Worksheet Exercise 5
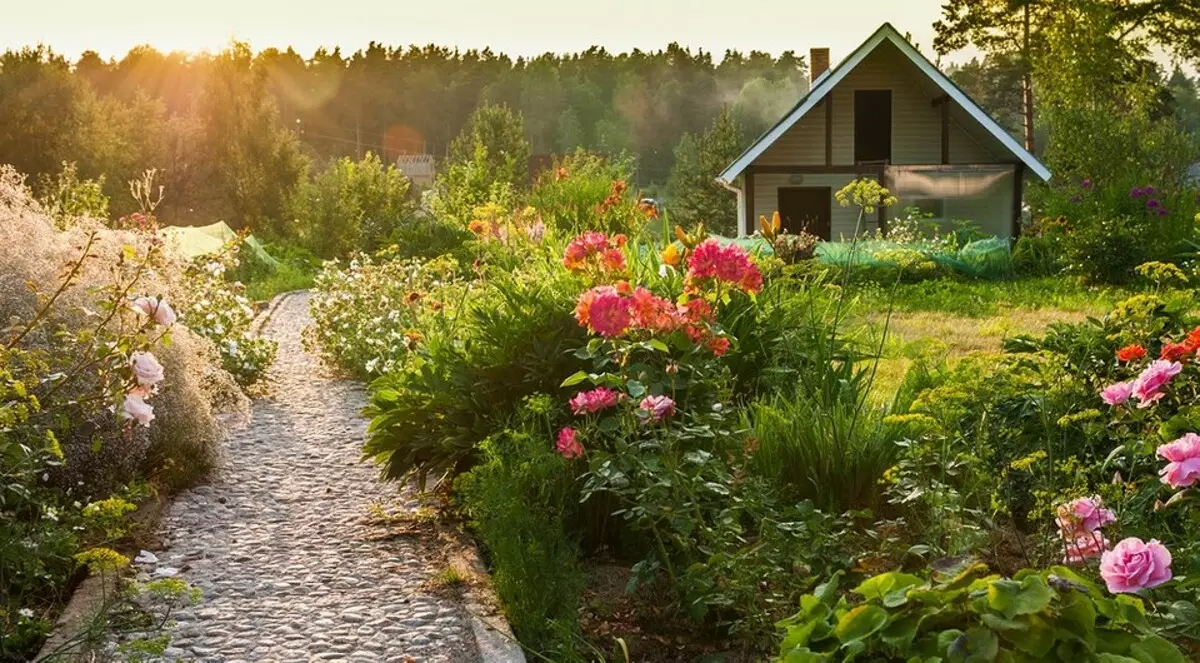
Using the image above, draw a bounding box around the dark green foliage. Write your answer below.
[455,422,583,655]
[363,266,589,484]
[666,107,748,236]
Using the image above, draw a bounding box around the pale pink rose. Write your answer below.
[1100,537,1172,593]
[1131,360,1182,408]
[1157,433,1200,489]
[639,394,676,422]
[131,296,176,327]
[1056,496,1116,536]
[122,393,155,427]
[1100,381,1134,406]
[129,351,165,388]
[1064,532,1110,565]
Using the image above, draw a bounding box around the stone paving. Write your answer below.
[136,293,480,662]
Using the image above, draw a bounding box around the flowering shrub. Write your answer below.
[174,241,277,387]
[305,251,460,378]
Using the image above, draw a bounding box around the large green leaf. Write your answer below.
[853,571,925,605]
[986,575,1054,619]
[1129,635,1187,663]
[835,605,889,644]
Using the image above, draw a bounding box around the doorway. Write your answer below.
[777,187,832,240]
[854,89,892,163]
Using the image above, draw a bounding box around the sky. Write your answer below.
[0,0,972,64]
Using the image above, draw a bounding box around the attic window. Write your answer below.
[854,90,892,163]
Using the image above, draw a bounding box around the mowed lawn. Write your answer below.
[850,277,1135,397]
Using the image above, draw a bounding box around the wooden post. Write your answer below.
[1012,164,1025,238]
[825,97,833,166]
[745,169,755,236]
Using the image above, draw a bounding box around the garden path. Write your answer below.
[137,293,480,662]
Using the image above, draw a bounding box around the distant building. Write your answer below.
[395,154,437,188]
[718,23,1051,240]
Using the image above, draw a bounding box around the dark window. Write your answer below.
[777,187,832,240]
[854,90,892,163]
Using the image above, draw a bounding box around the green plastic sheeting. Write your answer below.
[815,236,1013,279]
[159,222,278,267]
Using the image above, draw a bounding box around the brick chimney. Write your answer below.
[810,48,830,85]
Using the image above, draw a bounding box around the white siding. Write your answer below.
[754,41,1002,167]
[752,173,875,239]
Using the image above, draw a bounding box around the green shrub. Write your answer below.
[529,150,648,236]
[455,416,583,655]
[287,152,418,258]
[776,565,1188,662]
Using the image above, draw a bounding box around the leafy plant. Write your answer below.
[776,564,1187,662]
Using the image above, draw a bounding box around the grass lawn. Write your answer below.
[851,276,1133,398]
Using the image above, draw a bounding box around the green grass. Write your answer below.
[243,263,315,302]
[855,276,1134,318]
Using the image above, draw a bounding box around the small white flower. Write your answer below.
[18,609,34,619]
[712,403,724,412]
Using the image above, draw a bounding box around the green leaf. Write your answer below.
[1129,635,1186,663]
[1114,594,1151,633]
[560,370,589,387]
[626,380,647,398]
[647,339,669,352]
[987,575,1053,619]
[834,605,888,644]
[880,615,919,650]
[814,572,844,606]
[947,627,998,663]
[853,571,925,603]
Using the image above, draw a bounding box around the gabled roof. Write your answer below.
[718,23,1052,183]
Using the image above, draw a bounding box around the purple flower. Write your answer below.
[638,394,676,422]
[1157,208,1169,217]
[1070,195,1083,204]
[1131,187,1145,198]
[1100,381,1134,406]
[1081,178,1093,189]
[1144,185,1156,196]
[1147,199,1161,209]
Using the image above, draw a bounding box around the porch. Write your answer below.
[739,163,1024,240]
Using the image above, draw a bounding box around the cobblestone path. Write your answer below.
[142,293,480,662]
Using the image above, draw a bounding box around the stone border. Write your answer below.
[441,528,527,663]
[251,289,296,334]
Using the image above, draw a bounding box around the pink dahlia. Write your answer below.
[585,290,631,337]
[685,240,763,294]
[574,285,617,327]
[1131,360,1182,408]
[1100,538,1173,594]
[556,427,583,459]
[569,387,621,415]
[639,394,676,422]
[1157,432,1200,489]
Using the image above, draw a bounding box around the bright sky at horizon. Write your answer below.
[1,0,975,65]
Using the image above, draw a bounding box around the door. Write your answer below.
[777,187,832,240]
[854,89,892,163]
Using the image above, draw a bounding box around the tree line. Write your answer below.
[0,41,806,227]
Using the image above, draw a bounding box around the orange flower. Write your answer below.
[1116,344,1146,362]
[661,244,681,266]
[615,280,633,295]
[1161,342,1192,363]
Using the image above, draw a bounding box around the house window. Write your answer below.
[854,90,892,163]
[911,198,944,218]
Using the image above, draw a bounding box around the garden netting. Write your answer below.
[815,236,1013,279]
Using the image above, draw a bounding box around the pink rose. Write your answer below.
[129,351,165,388]
[122,393,155,427]
[1055,496,1116,536]
[1157,433,1200,489]
[1131,360,1182,408]
[1100,381,1134,406]
[1100,537,1172,593]
[569,387,621,415]
[132,296,176,327]
[556,427,583,459]
[639,394,676,422]
[1064,532,1110,565]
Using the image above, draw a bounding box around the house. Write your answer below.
[717,23,1051,240]
[395,154,437,188]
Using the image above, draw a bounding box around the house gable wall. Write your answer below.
[756,42,1001,167]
